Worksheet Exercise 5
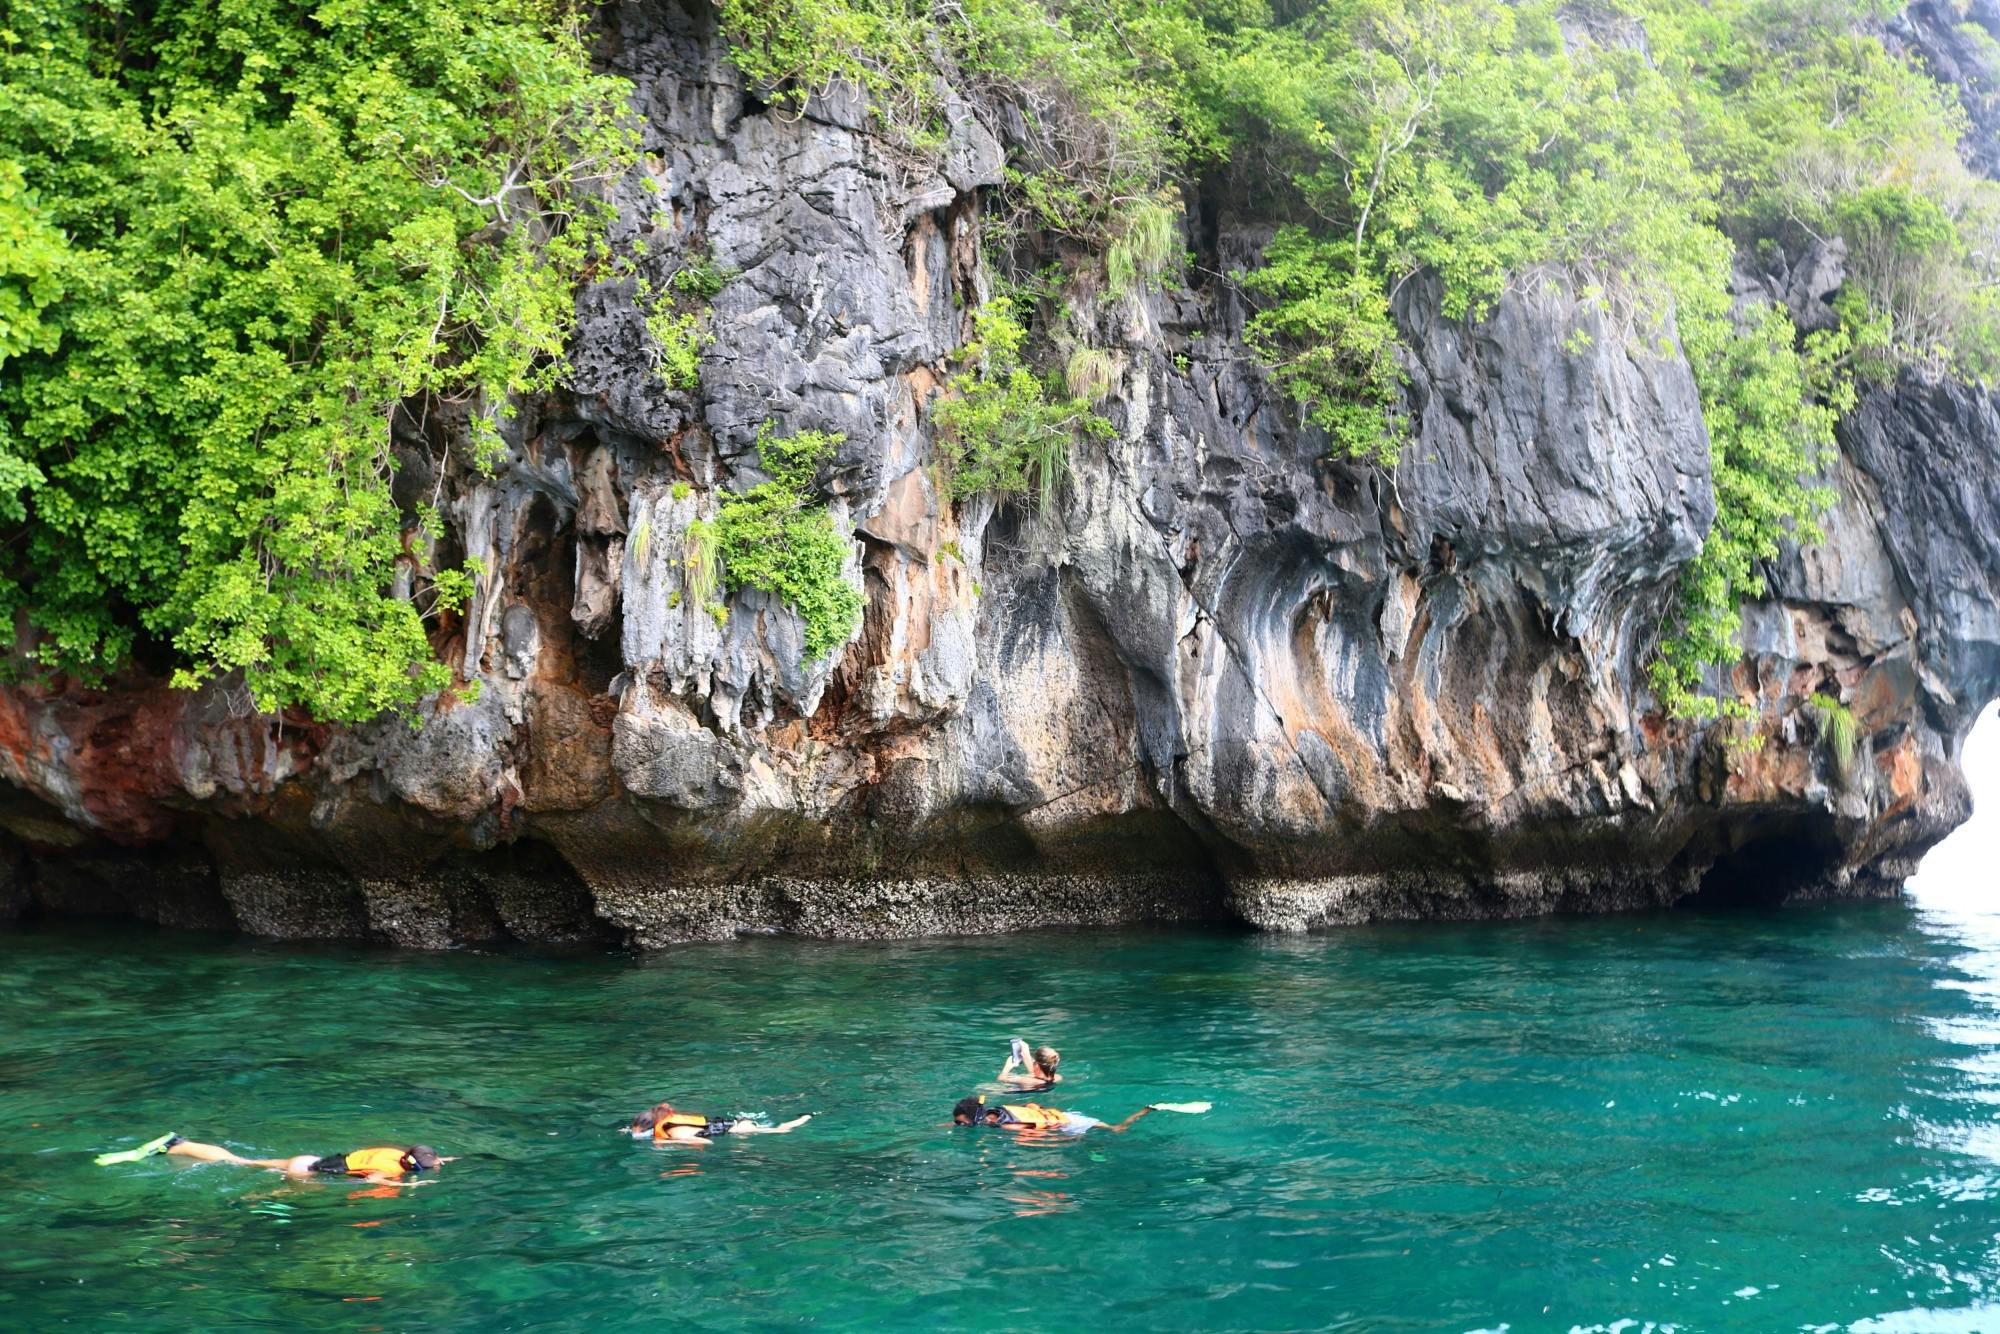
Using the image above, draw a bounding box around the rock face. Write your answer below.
[2,0,1997,945]
[1891,2,2000,177]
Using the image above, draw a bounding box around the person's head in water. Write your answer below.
[953,1097,1001,1126]
[628,1102,676,1136]
[1032,1047,1060,1079]
[403,1146,442,1173]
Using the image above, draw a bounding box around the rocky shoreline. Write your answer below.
[1,0,1994,948]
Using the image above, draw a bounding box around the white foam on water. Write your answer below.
[1849,1304,2000,1333]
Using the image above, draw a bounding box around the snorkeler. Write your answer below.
[997,1037,1063,1090]
[627,1102,812,1146]
[94,1134,449,1185]
[951,1095,1210,1135]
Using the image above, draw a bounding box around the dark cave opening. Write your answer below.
[1684,818,1845,910]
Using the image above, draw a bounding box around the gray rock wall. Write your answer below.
[1,0,1995,945]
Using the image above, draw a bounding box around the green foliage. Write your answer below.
[427,558,483,621]
[727,1,1991,717]
[1649,306,1849,718]
[0,0,637,722]
[948,2,1194,244]
[1810,692,1860,782]
[1212,0,1733,459]
[670,255,730,303]
[1105,199,1181,298]
[1241,230,1407,463]
[731,0,1741,462]
[732,1,1997,370]
[682,516,720,610]
[1619,0,2000,714]
[1063,346,1119,405]
[1829,183,1992,377]
[712,424,864,660]
[715,0,933,133]
[634,253,727,391]
[1638,0,2000,381]
[931,299,1111,511]
[645,309,709,391]
[0,161,64,372]
[6,0,1985,724]
[720,0,1194,245]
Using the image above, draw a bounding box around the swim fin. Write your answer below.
[95,1133,179,1166]
[1147,1102,1212,1115]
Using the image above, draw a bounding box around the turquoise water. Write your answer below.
[7,899,2000,1331]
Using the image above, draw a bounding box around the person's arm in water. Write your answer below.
[1100,1107,1155,1134]
[362,1173,436,1187]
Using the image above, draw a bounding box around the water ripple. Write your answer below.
[5,901,2000,1330]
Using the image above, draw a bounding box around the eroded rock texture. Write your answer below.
[2,0,1996,945]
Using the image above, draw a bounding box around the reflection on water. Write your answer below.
[1874,699,2000,1334]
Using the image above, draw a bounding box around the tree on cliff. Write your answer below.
[719,0,2000,718]
[3,0,1994,727]
[0,0,636,722]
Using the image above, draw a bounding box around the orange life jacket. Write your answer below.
[652,1112,709,1140]
[999,1103,1067,1129]
[343,1147,412,1178]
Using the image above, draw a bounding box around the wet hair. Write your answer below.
[629,1101,675,1135]
[953,1096,987,1125]
[1032,1047,1060,1077]
[406,1146,441,1171]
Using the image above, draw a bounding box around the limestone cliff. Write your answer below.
[2,0,1996,945]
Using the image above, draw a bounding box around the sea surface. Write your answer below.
[7,890,2000,1332]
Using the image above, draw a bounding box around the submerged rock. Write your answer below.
[1,0,1995,945]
